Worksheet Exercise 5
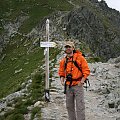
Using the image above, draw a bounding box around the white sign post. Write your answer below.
[40,42,56,48]
[45,19,50,102]
[40,19,56,102]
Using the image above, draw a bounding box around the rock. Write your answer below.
[108,56,120,64]
[0,79,32,114]
[24,62,29,65]
[0,111,5,116]
[117,105,120,112]
[100,86,110,94]
[115,63,120,68]
[50,89,58,92]
[34,101,44,107]
[108,100,115,108]
[106,71,114,79]
[14,68,22,74]
[28,79,32,83]
[34,101,40,107]
[106,93,114,100]
[24,113,31,120]
[116,117,120,120]
[62,3,120,61]
[116,99,120,107]
[5,106,14,111]
[27,105,34,111]
[0,100,7,111]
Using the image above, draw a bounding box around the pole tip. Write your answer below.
[46,19,49,23]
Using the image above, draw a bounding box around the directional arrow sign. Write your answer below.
[40,42,56,47]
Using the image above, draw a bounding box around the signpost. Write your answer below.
[40,42,56,48]
[40,19,56,102]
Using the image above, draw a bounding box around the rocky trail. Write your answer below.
[0,52,120,120]
[41,55,120,120]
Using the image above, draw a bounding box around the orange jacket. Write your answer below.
[58,50,90,86]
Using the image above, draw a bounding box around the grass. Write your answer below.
[5,114,24,120]
[0,34,44,98]
[1,0,112,99]
[0,0,73,34]
[31,107,41,120]
[19,0,73,33]
[30,71,45,101]
[87,57,101,63]
[1,69,45,120]
[0,28,60,119]
[0,40,59,120]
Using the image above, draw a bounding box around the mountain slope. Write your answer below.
[0,0,120,103]
[0,0,74,98]
[0,0,120,119]
[60,0,120,61]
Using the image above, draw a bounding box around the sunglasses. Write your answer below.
[65,45,72,48]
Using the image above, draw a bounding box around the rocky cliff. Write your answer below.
[0,0,120,61]
[61,0,120,61]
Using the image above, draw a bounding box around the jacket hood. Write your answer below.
[74,50,83,56]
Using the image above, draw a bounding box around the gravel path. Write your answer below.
[41,54,120,120]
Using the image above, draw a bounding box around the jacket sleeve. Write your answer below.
[77,56,90,79]
[58,59,65,78]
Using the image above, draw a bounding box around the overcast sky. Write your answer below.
[98,0,120,12]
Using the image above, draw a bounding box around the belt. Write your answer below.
[66,77,82,82]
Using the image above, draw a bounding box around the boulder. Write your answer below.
[108,100,115,108]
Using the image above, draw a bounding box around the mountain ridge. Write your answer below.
[0,0,120,119]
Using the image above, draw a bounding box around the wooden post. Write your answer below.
[45,19,50,102]
[40,19,56,102]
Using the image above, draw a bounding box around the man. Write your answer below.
[58,41,90,120]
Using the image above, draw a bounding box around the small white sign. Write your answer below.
[40,42,56,47]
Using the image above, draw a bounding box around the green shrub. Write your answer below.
[31,107,40,120]
[87,57,101,63]
[6,113,24,120]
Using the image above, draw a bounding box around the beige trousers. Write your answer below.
[66,85,85,120]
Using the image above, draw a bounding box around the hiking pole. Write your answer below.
[88,79,90,86]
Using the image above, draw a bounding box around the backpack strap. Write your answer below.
[64,56,73,72]
[73,56,90,91]
[64,56,68,71]
[63,54,90,93]
[73,61,82,73]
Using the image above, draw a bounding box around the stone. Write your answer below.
[108,56,120,64]
[108,100,115,108]
[117,105,120,112]
[115,63,120,68]
[24,113,31,120]
[34,101,41,107]
[34,101,44,108]
[116,117,120,120]
[27,106,34,111]
[116,99,120,107]
[14,68,22,74]
[50,89,58,92]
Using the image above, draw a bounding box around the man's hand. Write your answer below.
[60,77,64,86]
[78,77,85,86]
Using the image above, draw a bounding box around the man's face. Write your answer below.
[65,45,74,54]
